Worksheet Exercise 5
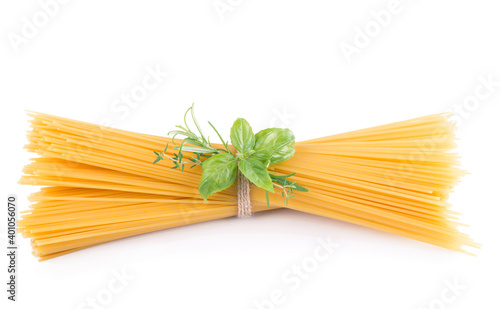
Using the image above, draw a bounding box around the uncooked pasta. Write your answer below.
[19,112,478,261]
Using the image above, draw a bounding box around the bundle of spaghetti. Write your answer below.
[19,111,479,261]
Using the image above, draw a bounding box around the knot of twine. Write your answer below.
[237,169,252,217]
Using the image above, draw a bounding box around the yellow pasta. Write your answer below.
[19,111,479,261]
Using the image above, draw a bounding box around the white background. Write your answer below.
[1,1,499,308]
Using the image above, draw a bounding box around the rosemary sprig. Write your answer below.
[153,104,227,170]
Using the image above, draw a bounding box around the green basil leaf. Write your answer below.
[252,128,295,165]
[238,157,274,192]
[230,118,255,155]
[199,153,237,200]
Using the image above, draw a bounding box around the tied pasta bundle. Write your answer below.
[19,112,479,261]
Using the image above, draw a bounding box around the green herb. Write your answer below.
[238,157,274,192]
[198,153,238,200]
[270,173,309,206]
[252,128,295,166]
[153,104,308,207]
[230,118,255,155]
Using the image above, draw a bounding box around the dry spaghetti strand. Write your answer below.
[19,112,479,260]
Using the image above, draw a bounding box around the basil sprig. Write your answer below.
[153,105,308,206]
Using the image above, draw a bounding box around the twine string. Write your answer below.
[237,169,252,217]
